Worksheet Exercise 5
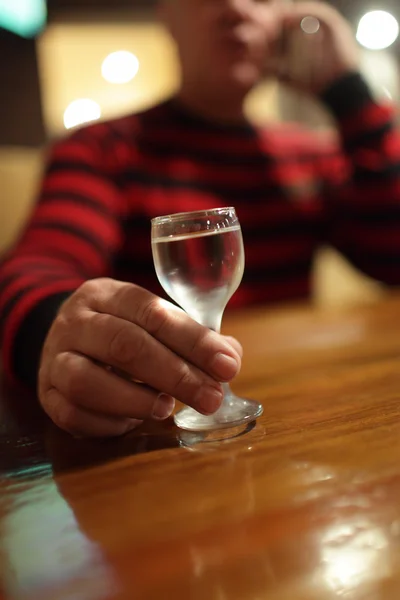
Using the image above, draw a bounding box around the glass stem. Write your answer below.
[204,310,232,404]
[221,382,233,402]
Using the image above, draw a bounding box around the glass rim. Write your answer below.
[151,206,236,226]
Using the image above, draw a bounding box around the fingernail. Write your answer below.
[211,353,239,381]
[195,386,223,415]
[153,394,175,421]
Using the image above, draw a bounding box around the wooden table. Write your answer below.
[2,296,400,599]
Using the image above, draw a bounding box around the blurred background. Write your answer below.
[0,0,399,306]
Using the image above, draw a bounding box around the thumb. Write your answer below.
[223,336,243,360]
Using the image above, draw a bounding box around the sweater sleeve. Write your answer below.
[316,72,400,284]
[0,124,127,391]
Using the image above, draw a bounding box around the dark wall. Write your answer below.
[48,0,154,7]
[0,29,45,146]
[48,0,156,19]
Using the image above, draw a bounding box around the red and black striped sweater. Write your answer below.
[1,73,400,389]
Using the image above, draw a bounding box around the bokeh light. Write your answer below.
[357,11,399,50]
[63,99,101,130]
[0,0,47,38]
[101,51,139,84]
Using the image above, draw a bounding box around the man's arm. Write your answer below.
[0,123,241,437]
[0,124,127,389]
[274,2,400,285]
[318,73,400,285]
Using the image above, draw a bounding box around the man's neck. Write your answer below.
[177,82,248,126]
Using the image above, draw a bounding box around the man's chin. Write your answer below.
[229,62,263,91]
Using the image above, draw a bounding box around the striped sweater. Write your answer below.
[1,73,400,389]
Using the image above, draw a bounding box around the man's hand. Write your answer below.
[268,1,360,95]
[38,279,242,438]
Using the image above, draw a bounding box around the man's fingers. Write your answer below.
[85,280,242,374]
[282,1,343,28]
[56,280,241,415]
[223,336,243,359]
[40,281,244,437]
[43,387,142,438]
[61,315,225,414]
[50,351,176,421]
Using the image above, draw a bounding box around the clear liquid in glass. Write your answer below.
[152,226,244,329]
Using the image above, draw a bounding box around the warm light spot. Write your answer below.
[357,11,399,50]
[322,522,388,592]
[101,51,139,84]
[63,99,101,130]
[382,86,393,100]
[301,16,321,35]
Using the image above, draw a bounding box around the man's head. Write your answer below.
[159,0,282,100]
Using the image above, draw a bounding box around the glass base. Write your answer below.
[174,395,263,432]
[178,422,256,447]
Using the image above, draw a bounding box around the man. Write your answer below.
[0,0,399,437]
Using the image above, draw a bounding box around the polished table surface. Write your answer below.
[2,296,400,599]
